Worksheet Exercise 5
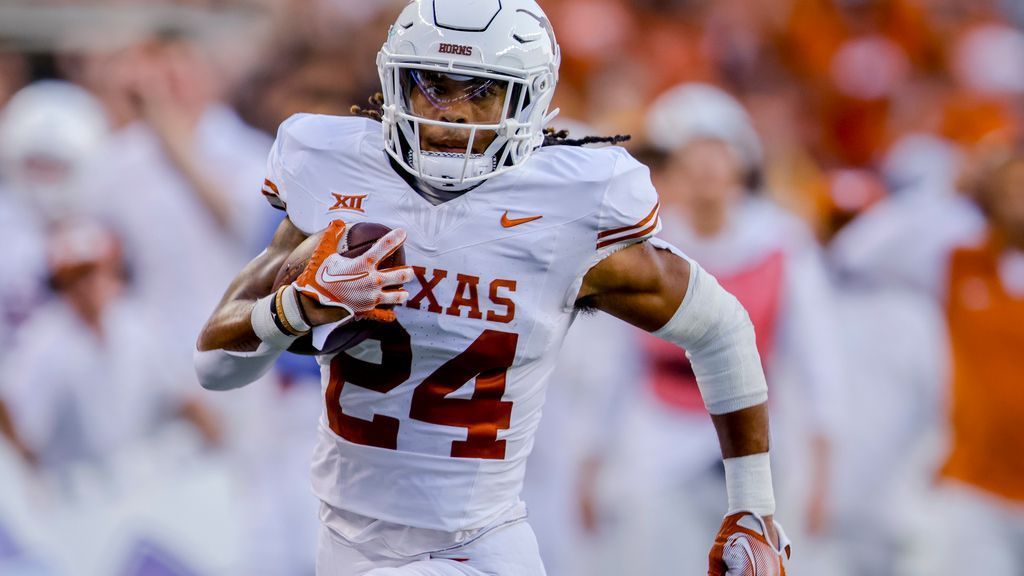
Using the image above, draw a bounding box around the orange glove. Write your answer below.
[294,220,414,322]
[708,512,791,576]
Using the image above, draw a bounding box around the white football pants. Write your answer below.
[316,515,546,576]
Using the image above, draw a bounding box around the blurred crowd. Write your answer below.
[0,0,1022,575]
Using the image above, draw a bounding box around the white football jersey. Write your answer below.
[264,114,660,532]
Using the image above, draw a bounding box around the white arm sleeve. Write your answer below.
[195,278,306,391]
[651,240,768,415]
[194,345,284,391]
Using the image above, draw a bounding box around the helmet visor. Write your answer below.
[403,70,511,124]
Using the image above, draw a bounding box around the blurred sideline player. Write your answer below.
[831,138,1024,575]
[0,81,110,352]
[822,137,957,576]
[0,220,219,480]
[592,84,840,576]
[69,26,274,380]
[195,1,791,574]
[929,142,1024,575]
[0,78,283,575]
[0,80,112,475]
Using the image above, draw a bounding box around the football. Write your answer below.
[274,222,406,356]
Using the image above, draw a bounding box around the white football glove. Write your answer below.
[294,221,414,323]
[708,512,791,576]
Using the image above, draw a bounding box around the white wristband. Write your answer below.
[723,453,776,517]
[280,284,312,333]
[251,292,299,349]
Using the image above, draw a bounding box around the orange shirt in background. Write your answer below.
[941,235,1024,503]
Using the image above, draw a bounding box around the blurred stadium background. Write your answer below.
[0,0,1023,575]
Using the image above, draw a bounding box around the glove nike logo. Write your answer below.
[501,211,543,228]
[319,270,370,283]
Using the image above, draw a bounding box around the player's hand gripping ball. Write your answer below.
[274,220,414,354]
[708,512,791,576]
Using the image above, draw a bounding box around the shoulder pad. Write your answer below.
[263,114,379,227]
[595,147,661,252]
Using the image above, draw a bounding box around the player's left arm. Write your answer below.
[578,240,790,573]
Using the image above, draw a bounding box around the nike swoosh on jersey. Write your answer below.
[501,212,543,228]
[319,270,370,283]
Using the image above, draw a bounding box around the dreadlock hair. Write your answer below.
[541,128,631,147]
[351,92,385,122]
[351,92,631,147]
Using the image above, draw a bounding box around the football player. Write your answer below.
[832,138,1024,576]
[1,220,222,475]
[0,81,110,351]
[195,1,790,574]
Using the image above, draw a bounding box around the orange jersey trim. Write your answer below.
[596,219,660,250]
[597,202,660,240]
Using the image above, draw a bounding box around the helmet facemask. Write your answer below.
[379,54,556,191]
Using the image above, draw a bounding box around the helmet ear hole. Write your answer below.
[533,74,551,94]
[516,139,532,158]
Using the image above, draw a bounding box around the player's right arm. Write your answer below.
[196,216,311,355]
[194,216,328,391]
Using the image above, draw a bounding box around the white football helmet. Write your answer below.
[646,83,762,175]
[378,0,561,191]
[0,81,110,220]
